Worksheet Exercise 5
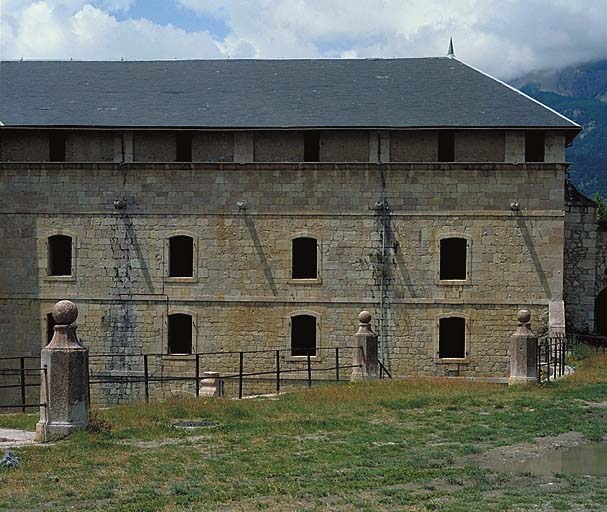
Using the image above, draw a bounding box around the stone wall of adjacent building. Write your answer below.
[0,160,566,404]
[564,202,597,332]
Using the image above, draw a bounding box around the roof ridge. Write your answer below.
[454,58,581,129]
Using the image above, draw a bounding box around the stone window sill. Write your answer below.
[44,275,76,283]
[164,277,198,284]
[288,278,322,285]
[434,358,470,364]
[435,279,469,286]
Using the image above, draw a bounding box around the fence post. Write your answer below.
[275,350,280,394]
[20,357,26,413]
[238,352,244,399]
[195,354,200,398]
[307,354,312,388]
[143,354,149,402]
[36,300,90,442]
[335,347,340,382]
[508,309,538,386]
[351,311,379,381]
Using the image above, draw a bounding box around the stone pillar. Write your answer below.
[36,300,90,442]
[351,311,379,381]
[509,309,538,386]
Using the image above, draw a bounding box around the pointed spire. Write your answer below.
[447,37,455,58]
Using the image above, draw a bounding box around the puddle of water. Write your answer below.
[486,443,607,477]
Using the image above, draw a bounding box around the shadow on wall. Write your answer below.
[516,216,552,299]
[243,214,278,297]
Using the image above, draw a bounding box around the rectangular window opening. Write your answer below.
[438,131,455,162]
[291,315,317,356]
[48,235,72,276]
[439,317,466,358]
[176,132,193,162]
[525,131,545,162]
[169,236,194,277]
[292,237,318,279]
[440,238,467,280]
[168,314,193,354]
[304,131,320,162]
[49,132,66,162]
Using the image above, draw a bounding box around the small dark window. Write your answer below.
[48,235,72,276]
[525,131,545,162]
[168,313,193,354]
[49,132,66,162]
[176,132,193,162]
[291,314,317,356]
[169,236,194,277]
[440,238,467,280]
[439,317,466,358]
[438,131,455,162]
[46,313,57,344]
[304,132,320,162]
[292,237,318,279]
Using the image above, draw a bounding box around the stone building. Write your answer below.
[0,54,598,395]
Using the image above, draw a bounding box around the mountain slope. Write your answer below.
[512,60,607,197]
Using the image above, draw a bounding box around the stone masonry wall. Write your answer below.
[0,161,566,405]
[0,129,569,163]
[564,203,597,332]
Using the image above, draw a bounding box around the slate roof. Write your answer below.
[0,58,580,130]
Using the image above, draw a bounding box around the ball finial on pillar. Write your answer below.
[358,311,372,324]
[52,300,78,325]
[517,309,531,325]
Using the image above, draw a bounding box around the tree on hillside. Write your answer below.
[593,193,607,222]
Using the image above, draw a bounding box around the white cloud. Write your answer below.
[0,0,222,60]
[1,0,606,77]
[178,0,607,78]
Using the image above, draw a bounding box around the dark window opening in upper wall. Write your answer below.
[46,313,57,344]
[525,131,545,162]
[440,238,467,280]
[49,132,66,162]
[48,235,72,276]
[169,236,194,277]
[304,131,320,162]
[292,237,318,279]
[176,132,193,162]
[439,317,466,358]
[168,313,193,354]
[438,131,455,162]
[291,314,317,356]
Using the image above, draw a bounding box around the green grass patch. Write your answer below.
[2,356,607,511]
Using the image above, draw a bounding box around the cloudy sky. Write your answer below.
[1,0,606,79]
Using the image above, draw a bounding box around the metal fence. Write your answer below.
[0,356,46,412]
[1,346,371,410]
[537,334,607,383]
[88,346,364,402]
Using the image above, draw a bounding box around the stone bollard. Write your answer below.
[509,309,538,386]
[351,311,379,381]
[199,372,225,397]
[36,300,90,442]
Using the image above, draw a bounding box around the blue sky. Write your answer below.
[1,0,606,79]
[113,0,229,39]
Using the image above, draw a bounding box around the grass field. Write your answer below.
[2,356,607,511]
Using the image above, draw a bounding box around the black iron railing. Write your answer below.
[0,356,46,411]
